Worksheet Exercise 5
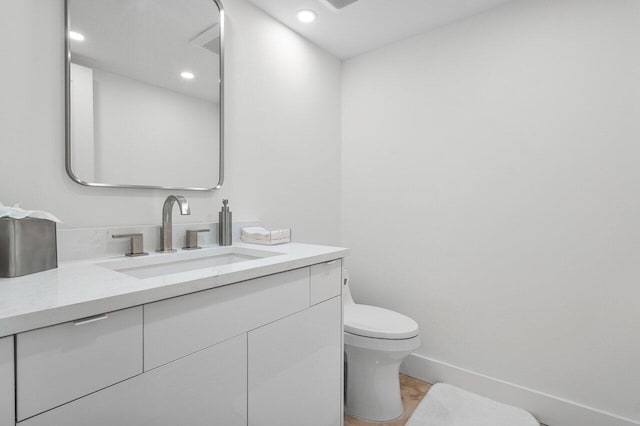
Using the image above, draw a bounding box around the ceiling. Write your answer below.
[247,0,515,59]
[69,0,220,102]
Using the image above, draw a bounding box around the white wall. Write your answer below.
[342,0,640,425]
[0,0,341,245]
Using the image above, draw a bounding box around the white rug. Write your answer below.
[406,383,539,426]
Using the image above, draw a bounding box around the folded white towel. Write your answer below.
[243,238,289,245]
[241,227,290,245]
[241,227,270,236]
[269,229,289,240]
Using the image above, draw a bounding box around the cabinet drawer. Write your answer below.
[0,336,13,426]
[17,306,142,420]
[19,334,247,426]
[310,259,342,305]
[144,267,310,370]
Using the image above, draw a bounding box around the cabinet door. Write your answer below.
[21,334,247,426]
[248,297,342,426]
[0,336,13,426]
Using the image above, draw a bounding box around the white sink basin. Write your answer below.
[101,247,282,279]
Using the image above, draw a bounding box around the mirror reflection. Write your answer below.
[66,0,223,190]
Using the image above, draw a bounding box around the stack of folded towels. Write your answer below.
[241,227,291,245]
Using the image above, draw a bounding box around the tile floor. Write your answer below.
[344,374,431,426]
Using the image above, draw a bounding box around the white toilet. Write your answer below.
[343,275,421,422]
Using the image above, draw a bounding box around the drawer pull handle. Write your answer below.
[326,260,337,265]
[74,314,108,326]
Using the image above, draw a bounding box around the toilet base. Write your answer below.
[344,332,420,423]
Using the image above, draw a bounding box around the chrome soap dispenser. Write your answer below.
[218,199,232,246]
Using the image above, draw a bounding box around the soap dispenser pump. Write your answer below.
[218,199,232,246]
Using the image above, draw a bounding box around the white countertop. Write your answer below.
[0,243,349,337]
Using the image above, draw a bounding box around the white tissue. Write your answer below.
[0,202,62,223]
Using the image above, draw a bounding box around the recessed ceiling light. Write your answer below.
[69,31,85,42]
[180,71,195,80]
[297,9,317,23]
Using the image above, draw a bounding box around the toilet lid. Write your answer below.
[344,304,419,340]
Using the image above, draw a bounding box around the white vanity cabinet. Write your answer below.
[11,258,344,426]
[248,296,342,426]
[0,336,14,426]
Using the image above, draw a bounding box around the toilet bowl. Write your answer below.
[343,278,420,422]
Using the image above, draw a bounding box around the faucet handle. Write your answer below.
[112,233,148,257]
[183,229,210,250]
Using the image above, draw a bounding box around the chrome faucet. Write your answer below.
[158,195,191,253]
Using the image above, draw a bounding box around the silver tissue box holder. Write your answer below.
[0,217,58,278]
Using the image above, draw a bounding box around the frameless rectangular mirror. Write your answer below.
[65,0,224,191]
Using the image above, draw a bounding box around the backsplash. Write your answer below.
[57,221,260,262]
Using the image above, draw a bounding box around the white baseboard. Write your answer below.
[401,353,639,426]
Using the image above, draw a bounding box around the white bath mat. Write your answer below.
[406,383,539,426]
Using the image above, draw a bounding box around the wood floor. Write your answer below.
[344,374,432,426]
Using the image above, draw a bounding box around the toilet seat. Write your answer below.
[344,331,421,352]
[344,304,419,340]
